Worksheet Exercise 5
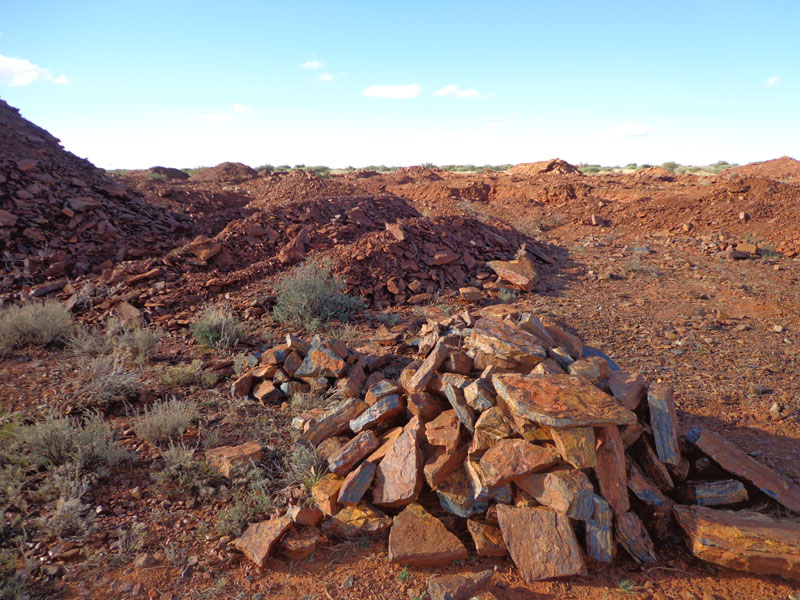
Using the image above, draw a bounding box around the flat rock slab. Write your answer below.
[479,439,557,487]
[684,479,748,507]
[301,398,367,447]
[496,505,588,582]
[549,426,597,469]
[467,317,547,370]
[586,495,615,563]
[609,371,646,411]
[616,511,657,564]
[328,430,379,476]
[205,441,263,478]
[349,394,405,433]
[232,517,292,568]
[493,373,637,429]
[427,569,493,600]
[321,504,392,538]
[311,473,344,516]
[279,526,322,560]
[372,417,424,507]
[388,503,468,566]
[595,425,630,514]
[338,461,377,506]
[687,428,800,513]
[673,504,800,581]
[647,384,680,466]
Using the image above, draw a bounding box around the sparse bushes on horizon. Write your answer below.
[273,260,365,331]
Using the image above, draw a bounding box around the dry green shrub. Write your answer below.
[284,442,327,490]
[77,353,140,406]
[156,360,218,389]
[39,497,92,539]
[152,442,216,498]
[70,319,161,365]
[20,412,129,474]
[134,399,198,445]
[0,300,74,355]
[112,522,146,564]
[190,306,245,350]
[273,261,365,331]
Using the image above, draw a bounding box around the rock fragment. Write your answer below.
[232,517,293,568]
[388,503,468,566]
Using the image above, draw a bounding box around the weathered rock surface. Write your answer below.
[609,371,646,410]
[496,505,588,582]
[683,479,748,507]
[338,461,377,506]
[467,518,507,557]
[493,373,636,428]
[311,473,344,516]
[673,504,800,581]
[647,384,680,466]
[321,504,392,538]
[516,468,595,520]
[595,425,630,514]
[616,511,657,564]
[205,441,263,478]
[301,398,367,446]
[279,527,321,560]
[479,439,557,487]
[388,503,468,566]
[467,318,547,370]
[687,428,800,513]
[328,430,379,476]
[549,426,597,469]
[426,569,493,600]
[373,416,424,507]
[586,495,615,563]
[232,517,292,568]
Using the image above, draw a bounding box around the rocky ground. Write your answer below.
[1,99,800,600]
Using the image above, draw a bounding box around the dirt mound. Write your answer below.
[392,166,444,184]
[148,166,189,180]
[630,166,675,181]
[730,156,800,180]
[240,170,360,205]
[190,162,257,183]
[0,99,186,297]
[509,159,582,177]
[328,215,549,306]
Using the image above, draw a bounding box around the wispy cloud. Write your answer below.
[232,103,250,112]
[434,84,491,98]
[765,74,782,87]
[0,54,68,87]
[605,122,649,137]
[299,59,324,70]
[203,113,232,121]
[362,83,420,99]
[319,72,334,82]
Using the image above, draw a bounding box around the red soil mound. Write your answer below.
[730,156,800,180]
[190,162,257,183]
[509,158,582,177]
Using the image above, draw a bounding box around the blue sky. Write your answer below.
[1,1,798,169]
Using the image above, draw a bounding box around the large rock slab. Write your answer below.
[487,253,537,292]
[349,394,405,433]
[683,479,748,507]
[616,511,657,564]
[479,439,557,487]
[673,504,800,581]
[407,340,449,393]
[609,371,646,411]
[687,428,800,513]
[496,505,588,582]
[424,443,467,489]
[492,373,637,429]
[467,519,507,557]
[388,503,468,566]
[321,504,392,538]
[467,317,548,370]
[647,384,680,466]
[301,398,368,446]
[294,337,348,378]
[327,430,379,476]
[372,416,424,507]
[425,409,462,451]
[338,461,377,506]
[586,495,615,563]
[232,517,292,568]
[595,425,630,514]
[437,466,488,518]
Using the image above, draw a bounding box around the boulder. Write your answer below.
[372,417,424,507]
[479,439,557,487]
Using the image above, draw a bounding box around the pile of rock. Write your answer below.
[225,306,800,586]
[0,99,186,297]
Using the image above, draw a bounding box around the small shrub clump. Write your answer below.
[156,360,218,389]
[273,261,365,331]
[134,398,198,445]
[0,300,74,355]
[190,306,245,350]
[79,354,140,406]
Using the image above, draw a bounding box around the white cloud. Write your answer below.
[203,113,232,121]
[361,83,420,99]
[434,84,491,98]
[0,54,57,87]
[765,74,782,87]
[232,103,250,112]
[319,72,334,82]
[299,60,324,70]
[605,122,649,137]
[52,75,69,85]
